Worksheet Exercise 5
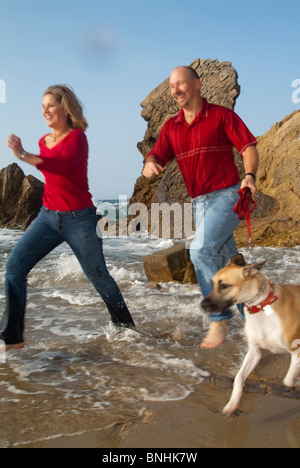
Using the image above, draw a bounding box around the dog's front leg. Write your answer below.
[222,345,262,415]
[283,343,300,387]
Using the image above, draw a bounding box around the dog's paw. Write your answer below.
[283,377,295,388]
[222,402,239,416]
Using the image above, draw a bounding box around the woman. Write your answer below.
[0,84,135,352]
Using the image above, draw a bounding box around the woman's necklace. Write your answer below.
[52,127,70,142]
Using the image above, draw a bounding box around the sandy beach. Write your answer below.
[12,353,300,449]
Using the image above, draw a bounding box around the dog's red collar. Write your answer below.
[245,282,279,314]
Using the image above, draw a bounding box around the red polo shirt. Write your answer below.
[147,98,257,198]
[37,129,93,211]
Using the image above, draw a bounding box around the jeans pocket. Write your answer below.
[72,207,96,219]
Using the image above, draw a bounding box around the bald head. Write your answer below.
[169,66,202,110]
[172,66,200,80]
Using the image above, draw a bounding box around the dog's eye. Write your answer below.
[219,283,231,291]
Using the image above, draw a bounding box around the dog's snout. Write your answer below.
[201,298,210,310]
[201,294,234,314]
[201,297,216,313]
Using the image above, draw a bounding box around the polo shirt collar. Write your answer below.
[174,98,208,125]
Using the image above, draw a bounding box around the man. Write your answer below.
[142,66,259,349]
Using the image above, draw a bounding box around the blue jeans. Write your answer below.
[189,185,242,322]
[0,206,134,345]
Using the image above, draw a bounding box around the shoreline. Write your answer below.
[11,354,300,449]
[15,386,300,449]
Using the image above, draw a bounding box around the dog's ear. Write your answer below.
[242,261,267,278]
[227,254,247,267]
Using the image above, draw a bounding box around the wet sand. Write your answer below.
[21,388,300,449]
[12,354,300,449]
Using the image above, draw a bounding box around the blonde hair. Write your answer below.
[43,84,88,131]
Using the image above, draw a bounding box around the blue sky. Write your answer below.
[0,0,299,199]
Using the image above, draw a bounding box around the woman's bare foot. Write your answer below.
[0,342,24,354]
[200,321,228,349]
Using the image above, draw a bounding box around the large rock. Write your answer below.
[0,163,44,230]
[143,243,197,284]
[235,109,300,247]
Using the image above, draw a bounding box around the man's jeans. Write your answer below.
[0,206,134,345]
[189,185,241,322]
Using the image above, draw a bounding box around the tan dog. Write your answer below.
[201,255,300,415]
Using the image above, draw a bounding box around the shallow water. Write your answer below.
[0,218,300,447]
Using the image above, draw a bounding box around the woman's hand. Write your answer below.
[7,133,43,167]
[7,134,24,159]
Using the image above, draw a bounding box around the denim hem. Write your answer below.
[209,309,234,322]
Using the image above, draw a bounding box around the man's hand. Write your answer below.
[241,174,258,195]
[241,146,259,195]
[142,159,165,178]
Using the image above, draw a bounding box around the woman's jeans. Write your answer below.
[0,206,134,345]
[189,184,242,322]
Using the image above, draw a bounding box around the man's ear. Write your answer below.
[195,78,202,91]
[243,261,267,278]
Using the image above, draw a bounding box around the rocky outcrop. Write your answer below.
[143,243,197,284]
[234,109,300,248]
[0,163,44,230]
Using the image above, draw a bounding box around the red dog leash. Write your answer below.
[234,187,257,252]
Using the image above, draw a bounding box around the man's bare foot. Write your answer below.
[200,321,228,349]
[0,342,24,354]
